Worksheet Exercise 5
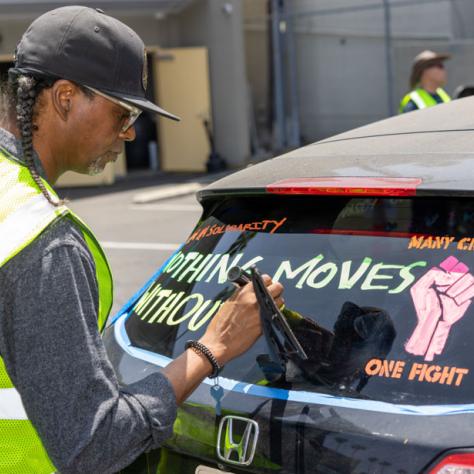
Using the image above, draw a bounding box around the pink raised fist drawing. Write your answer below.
[405,256,474,361]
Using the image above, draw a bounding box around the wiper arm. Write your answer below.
[227,266,308,381]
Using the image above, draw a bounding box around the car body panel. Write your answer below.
[106,101,474,473]
[107,326,474,474]
[202,98,474,197]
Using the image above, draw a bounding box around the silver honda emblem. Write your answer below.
[216,415,259,466]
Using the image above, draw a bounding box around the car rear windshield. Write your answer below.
[125,195,474,405]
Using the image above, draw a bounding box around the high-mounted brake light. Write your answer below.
[429,452,474,473]
[266,177,422,197]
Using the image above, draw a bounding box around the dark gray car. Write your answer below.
[106,97,474,474]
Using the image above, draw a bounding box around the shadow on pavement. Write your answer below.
[56,170,231,201]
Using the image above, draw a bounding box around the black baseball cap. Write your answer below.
[11,5,179,121]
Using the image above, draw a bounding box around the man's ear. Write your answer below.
[51,80,77,121]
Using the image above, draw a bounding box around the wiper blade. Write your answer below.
[227,266,308,381]
[251,266,308,359]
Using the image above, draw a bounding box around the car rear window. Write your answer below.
[124,195,474,405]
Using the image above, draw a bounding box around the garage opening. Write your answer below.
[124,51,160,173]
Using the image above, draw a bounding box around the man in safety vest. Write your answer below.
[399,50,451,114]
[0,7,284,473]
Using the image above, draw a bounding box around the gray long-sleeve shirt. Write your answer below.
[0,129,177,473]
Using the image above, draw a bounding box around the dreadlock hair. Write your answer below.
[11,73,60,206]
[7,72,94,206]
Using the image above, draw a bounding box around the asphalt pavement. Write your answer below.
[59,170,230,317]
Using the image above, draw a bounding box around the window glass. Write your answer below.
[125,196,474,405]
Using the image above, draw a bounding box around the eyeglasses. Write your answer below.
[85,86,142,133]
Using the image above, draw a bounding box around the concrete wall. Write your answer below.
[0,2,251,169]
[243,0,458,145]
[296,34,387,143]
[0,14,178,57]
[451,0,474,39]
[177,0,251,168]
[288,0,451,38]
[114,14,179,48]
[243,0,270,145]
[0,18,30,56]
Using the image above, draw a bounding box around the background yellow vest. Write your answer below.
[399,87,451,113]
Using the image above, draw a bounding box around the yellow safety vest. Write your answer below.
[0,147,113,473]
[399,87,451,113]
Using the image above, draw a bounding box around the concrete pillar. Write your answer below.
[177,0,250,168]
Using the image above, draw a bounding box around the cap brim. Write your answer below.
[420,53,451,65]
[102,89,181,122]
[10,66,180,121]
[432,53,451,61]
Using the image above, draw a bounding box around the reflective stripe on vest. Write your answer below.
[0,193,68,267]
[0,389,27,420]
[0,148,113,473]
[399,87,451,113]
[436,87,451,103]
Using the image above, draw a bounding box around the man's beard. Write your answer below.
[87,153,116,175]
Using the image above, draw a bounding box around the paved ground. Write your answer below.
[60,171,226,316]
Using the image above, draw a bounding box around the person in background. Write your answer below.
[399,50,451,114]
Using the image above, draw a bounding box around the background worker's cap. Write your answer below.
[409,49,451,89]
[12,6,179,121]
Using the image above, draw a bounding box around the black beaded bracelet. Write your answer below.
[185,340,222,378]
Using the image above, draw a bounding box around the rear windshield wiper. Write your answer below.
[227,266,308,382]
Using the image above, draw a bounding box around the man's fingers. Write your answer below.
[267,281,284,299]
[231,275,284,306]
[275,296,285,308]
[258,274,284,297]
[261,274,272,285]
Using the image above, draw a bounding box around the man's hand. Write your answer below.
[200,275,284,366]
[405,256,474,361]
[162,275,284,404]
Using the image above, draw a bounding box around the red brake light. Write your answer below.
[429,452,474,473]
[266,177,422,197]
